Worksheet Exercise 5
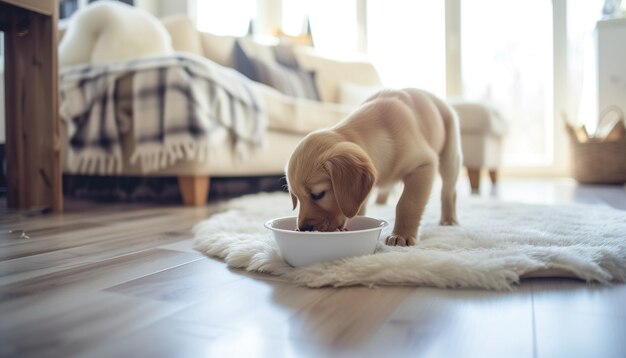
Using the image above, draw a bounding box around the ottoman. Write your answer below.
[450,101,507,194]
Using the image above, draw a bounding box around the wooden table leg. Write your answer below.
[1,2,62,211]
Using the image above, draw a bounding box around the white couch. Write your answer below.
[60,13,505,205]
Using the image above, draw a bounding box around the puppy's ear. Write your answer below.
[291,193,298,210]
[325,145,377,218]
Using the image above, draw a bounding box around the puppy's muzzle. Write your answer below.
[298,223,316,232]
[298,218,321,232]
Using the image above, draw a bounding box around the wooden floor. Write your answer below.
[1,178,625,358]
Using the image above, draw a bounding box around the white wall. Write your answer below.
[597,18,626,118]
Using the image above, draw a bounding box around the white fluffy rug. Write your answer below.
[193,192,626,290]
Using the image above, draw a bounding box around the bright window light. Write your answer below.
[367,0,446,97]
[195,0,257,36]
[282,0,358,55]
[461,0,553,167]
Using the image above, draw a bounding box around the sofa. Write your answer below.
[59,10,504,206]
[60,12,383,206]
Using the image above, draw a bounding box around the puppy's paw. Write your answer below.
[385,234,417,246]
[439,218,459,226]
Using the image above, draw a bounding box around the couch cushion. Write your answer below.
[200,32,236,67]
[294,49,383,103]
[253,82,351,135]
[160,15,203,56]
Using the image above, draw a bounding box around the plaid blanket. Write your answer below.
[60,53,266,174]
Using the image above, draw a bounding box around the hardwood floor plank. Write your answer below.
[85,317,330,358]
[171,277,335,338]
[106,257,248,303]
[0,291,185,358]
[157,238,198,253]
[0,213,207,261]
[171,277,414,351]
[0,249,202,303]
[531,278,626,318]
[358,285,535,358]
[531,278,626,358]
[0,229,192,285]
[0,203,220,243]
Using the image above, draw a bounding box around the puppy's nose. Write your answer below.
[298,223,315,232]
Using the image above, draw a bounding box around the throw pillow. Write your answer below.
[272,43,300,69]
[237,36,276,63]
[233,40,259,82]
[252,57,321,101]
[160,15,204,56]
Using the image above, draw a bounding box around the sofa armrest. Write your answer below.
[294,48,383,104]
[450,101,508,136]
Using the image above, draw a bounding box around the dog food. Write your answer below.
[294,228,348,232]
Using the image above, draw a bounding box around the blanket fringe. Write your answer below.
[67,138,259,175]
[130,140,215,173]
[67,148,122,175]
[128,127,258,173]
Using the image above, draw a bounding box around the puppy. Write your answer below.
[286,88,462,246]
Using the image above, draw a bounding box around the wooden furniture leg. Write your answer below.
[488,169,498,185]
[1,0,62,211]
[467,168,481,194]
[178,176,210,207]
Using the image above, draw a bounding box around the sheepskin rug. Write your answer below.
[193,192,626,290]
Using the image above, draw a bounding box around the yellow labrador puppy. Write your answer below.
[286,88,462,246]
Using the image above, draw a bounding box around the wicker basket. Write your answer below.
[566,107,626,184]
[568,137,626,184]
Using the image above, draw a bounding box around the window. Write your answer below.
[460,0,554,167]
[195,0,257,36]
[281,0,359,55]
[282,1,445,96]
[367,0,446,96]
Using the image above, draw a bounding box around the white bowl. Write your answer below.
[264,216,389,267]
